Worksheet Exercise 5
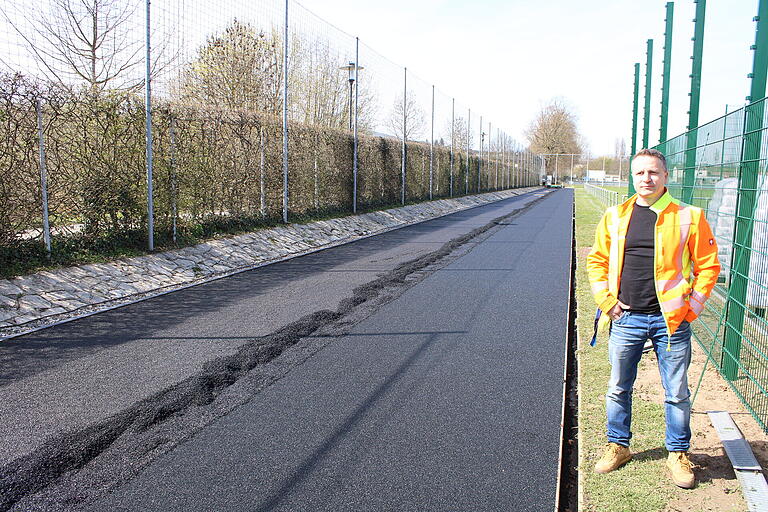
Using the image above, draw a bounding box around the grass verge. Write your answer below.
[574,186,676,511]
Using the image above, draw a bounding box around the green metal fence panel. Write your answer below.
[654,98,768,433]
[659,2,674,145]
[642,39,653,150]
[630,63,640,197]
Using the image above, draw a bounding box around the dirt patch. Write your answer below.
[633,339,767,511]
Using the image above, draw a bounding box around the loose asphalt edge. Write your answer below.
[1,190,554,512]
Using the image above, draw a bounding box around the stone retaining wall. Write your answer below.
[0,188,541,337]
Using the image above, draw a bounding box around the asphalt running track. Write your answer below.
[1,188,574,511]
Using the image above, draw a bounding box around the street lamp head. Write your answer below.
[339,61,364,83]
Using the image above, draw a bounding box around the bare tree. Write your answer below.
[614,138,627,160]
[525,98,582,175]
[178,20,282,114]
[388,93,426,141]
[289,35,375,131]
[613,137,628,177]
[1,0,157,91]
[445,115,473,152]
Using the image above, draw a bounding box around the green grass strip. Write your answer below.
[574,186,675,511]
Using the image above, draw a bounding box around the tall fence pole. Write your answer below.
[683,0,706,205]
[515,144,519,187]
[659,2,674,145]
[499,133,503,189]
[401,67,407,205]
[487,123,492,189]
[466,108,470,195]
[488,122,492,190]
[36,98,51,255]
[508,137,511,187]
[501,132,506,189]
[503,134,508,189]
[723,0,768,380]
[478,116,483,193]
[450,98,454,197]
[524,148,527,186]
[145,0,154,250]
[260,128,266,217]
[430,84,434,200]
[630,62,640,195]
[527,150,530,186]
[170,115,178,244]
[512,143,515,188]
[353,37,359,213]
[487,122,492,190]
[495,128,499,190]
[642,38,653,150]
[282,0,289,223]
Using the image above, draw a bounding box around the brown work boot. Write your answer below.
[667,451,695,489]
[594,443,632,473]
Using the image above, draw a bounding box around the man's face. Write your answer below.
[631,155,668,205]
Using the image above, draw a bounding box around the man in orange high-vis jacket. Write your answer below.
[586,149,720,489]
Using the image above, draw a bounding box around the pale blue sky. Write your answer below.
[297,0,757,156]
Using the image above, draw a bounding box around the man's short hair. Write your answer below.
[632,148,668,172]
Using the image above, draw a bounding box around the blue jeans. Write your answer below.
[606,311,692,451]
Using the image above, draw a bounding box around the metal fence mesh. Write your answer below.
[655,98,768,432]
[0,0,540,266]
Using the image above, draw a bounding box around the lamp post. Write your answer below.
[479,130,485,192]
[339,61,364,131]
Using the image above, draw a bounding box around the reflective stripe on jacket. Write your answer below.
[586,190,721,340]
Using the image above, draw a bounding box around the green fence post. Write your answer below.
[660,2,674,144]
[630,62,640,196]
[683,0,706,205]
[643,39,653,150]
[723,1,768,381]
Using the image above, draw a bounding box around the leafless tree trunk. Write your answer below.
[1,0,172,91]
[389,92,426,141]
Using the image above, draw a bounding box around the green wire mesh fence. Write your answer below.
[655,97,768,432]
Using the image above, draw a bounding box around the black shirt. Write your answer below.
[618,203,661,313]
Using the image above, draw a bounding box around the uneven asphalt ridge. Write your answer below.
[79,188,574,512]
[1,190,554,511]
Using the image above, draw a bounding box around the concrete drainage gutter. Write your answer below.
[0,187,542,341]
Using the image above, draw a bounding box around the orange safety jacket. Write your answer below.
[586,190,720,345]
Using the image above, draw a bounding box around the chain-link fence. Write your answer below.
[0,0,543,273]
[655,98,768,432]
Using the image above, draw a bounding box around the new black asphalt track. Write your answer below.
[81,188,574,512]
[2,189,547,510]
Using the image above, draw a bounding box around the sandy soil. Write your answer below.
[633,338,768,512]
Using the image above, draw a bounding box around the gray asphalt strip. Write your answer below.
[2,191,553,512]
[79,189,573,512]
